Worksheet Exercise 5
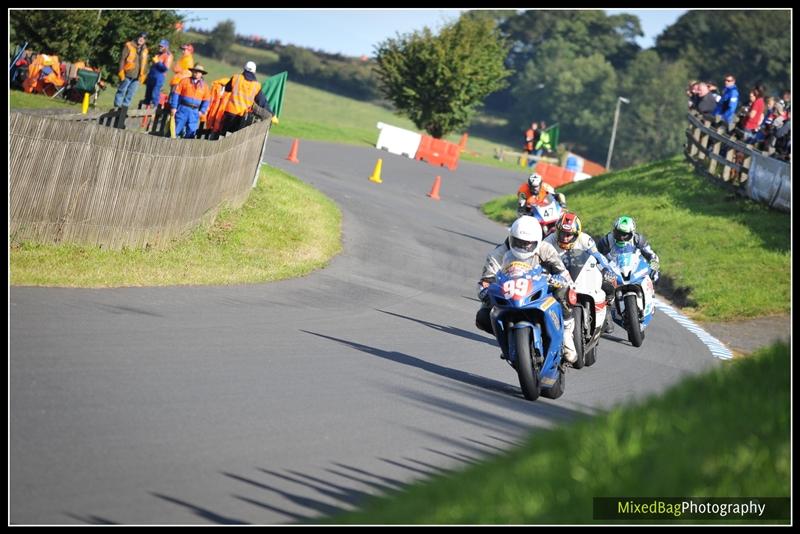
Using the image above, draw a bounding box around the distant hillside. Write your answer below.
[186,29,380,101]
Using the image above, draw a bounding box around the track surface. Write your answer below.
[10,137,720,524]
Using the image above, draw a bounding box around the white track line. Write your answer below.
[653,297,734,360]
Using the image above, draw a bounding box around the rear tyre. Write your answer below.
[514,328,540,401]
[624,294,644,347]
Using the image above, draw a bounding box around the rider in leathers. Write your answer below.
[475,215,578,365]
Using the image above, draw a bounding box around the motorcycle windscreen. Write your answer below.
[561,249,592,282]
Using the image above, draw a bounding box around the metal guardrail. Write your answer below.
[683,110,790,212]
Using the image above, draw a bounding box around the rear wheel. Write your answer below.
[514,328,540,401]
[571,306,586,369]
[624,294,644,347]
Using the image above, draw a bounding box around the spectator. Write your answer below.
[533,120,553,158]
[779,89,791,114]
[742,86,766,144]
[114,32,149,110]
[706,82,721,101]
[143,39,173,107]
[688,82,701,109]
[218,61,273,136]
[772,111,790,160]
[686,80,699,108]
[522,121,539,167]
[713,74,739,131]
[169,64,211,139]
[694,82,718,120]
[169,43,195,96]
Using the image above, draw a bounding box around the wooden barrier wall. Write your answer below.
[9,110,271,249]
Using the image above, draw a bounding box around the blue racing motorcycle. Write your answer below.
[607,244,656,347]
[486,261,573,401]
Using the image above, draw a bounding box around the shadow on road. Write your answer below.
[149,492,249,525]
[300,329,514,395]
[434,226,499,246]
[375,309,496,347]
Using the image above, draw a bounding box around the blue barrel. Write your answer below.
[565,155,581,172]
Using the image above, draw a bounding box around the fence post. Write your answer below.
[722,145,735,182]
[699,120,711,161]
[708,126,725,175]
[689,122,700,157]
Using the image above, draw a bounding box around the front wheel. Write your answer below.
[540,367,565,399]
[514,328,540,401]
[571,306,586,369]
[624,294,644,347]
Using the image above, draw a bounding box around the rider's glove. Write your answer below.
[603,269,618,287]
[649,259,660,273]
[478,286,490,304]
[549,273,569,289]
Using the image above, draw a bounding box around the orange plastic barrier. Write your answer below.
[581,158,607,176]
[534,161,576,188]
[415,135,461,171]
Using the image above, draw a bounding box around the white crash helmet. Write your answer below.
[244,61,257,73]
[509,215,543,260]
[528,173,543,194]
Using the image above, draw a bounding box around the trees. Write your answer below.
[374,14,511,138]
[612,51,690,168]
[10,9,183,80]
[207,19,236,61]
[655,10,791,95]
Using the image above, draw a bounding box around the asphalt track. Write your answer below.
[10,136,722,525]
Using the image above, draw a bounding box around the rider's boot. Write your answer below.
[603,296,615,333]
[562,317,577,364]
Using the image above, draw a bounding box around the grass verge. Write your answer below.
[10,165,341,287]
[481,156,790,321]
[325,341,790,525]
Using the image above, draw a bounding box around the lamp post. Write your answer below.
[605,96,630,171]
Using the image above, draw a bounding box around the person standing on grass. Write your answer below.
[114,32,149,110]
[144,39,173,107]
[169,65,211,139]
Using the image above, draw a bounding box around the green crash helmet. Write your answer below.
[613,215,636,245]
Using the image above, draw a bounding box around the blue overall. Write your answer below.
[169,79,210,138]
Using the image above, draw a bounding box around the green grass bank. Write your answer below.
[481,156,790,322]
[10,165,341,287]
[326,341,790,525]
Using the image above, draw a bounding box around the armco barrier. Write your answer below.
[415,135,461,170]
[9,110,271,249]
[375,122,422,159]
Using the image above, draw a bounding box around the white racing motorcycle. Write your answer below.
[560,248,607,368]
[607,245,656,348]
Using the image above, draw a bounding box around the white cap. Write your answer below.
[244,61,256,73]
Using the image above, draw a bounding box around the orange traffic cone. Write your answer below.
[458,132,468,152]
[369,158,383,183]
[286,138,300,163]
[427,175,442,200]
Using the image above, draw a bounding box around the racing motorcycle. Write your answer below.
[522,194,563,237]
[486,261,572,401]
[560,248,607,368]
[607,245,656,347]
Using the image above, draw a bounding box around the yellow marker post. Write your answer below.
[169,115,176,138]
[81,92,90,114]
